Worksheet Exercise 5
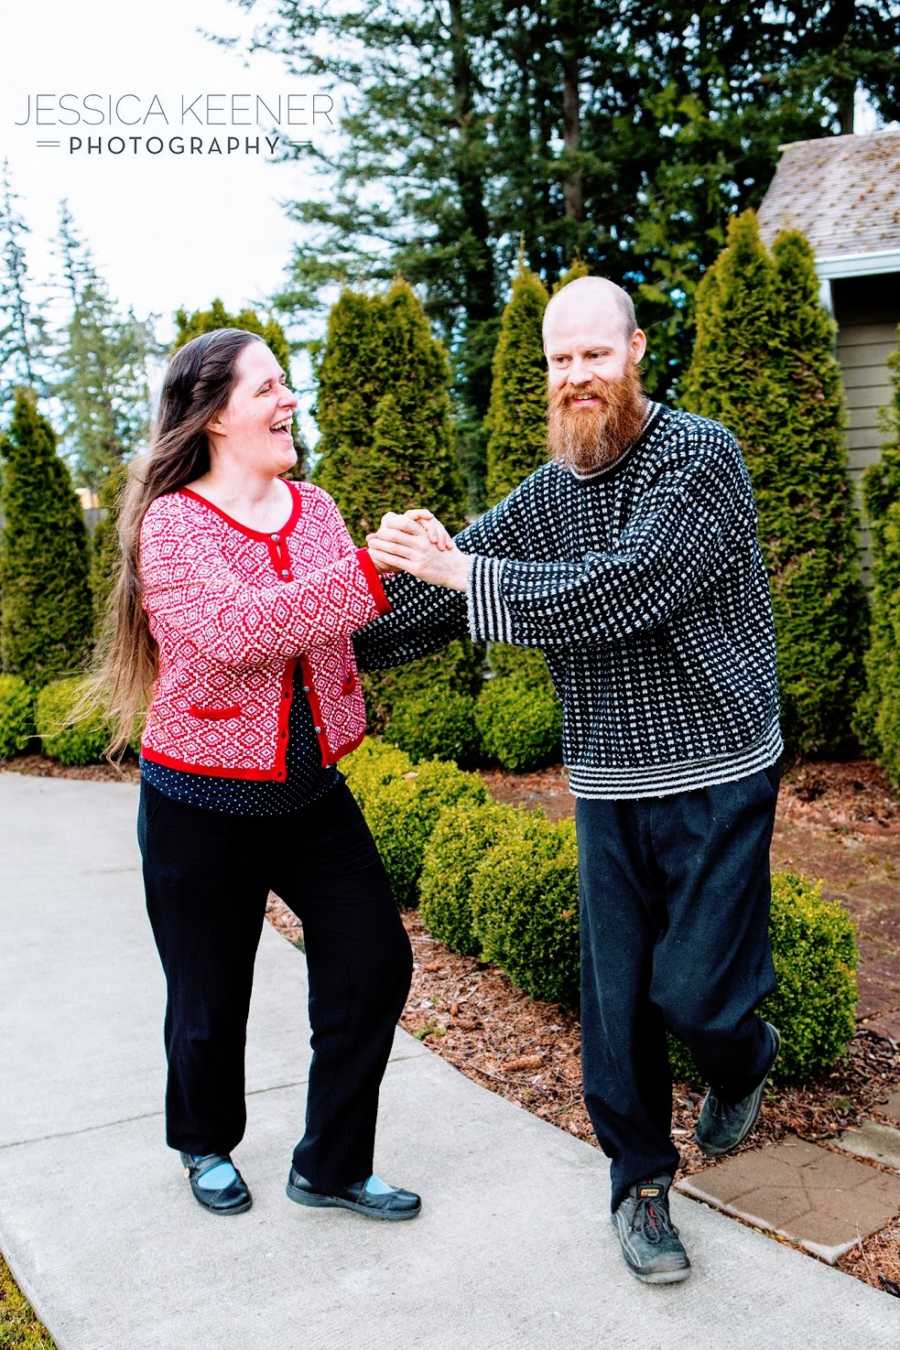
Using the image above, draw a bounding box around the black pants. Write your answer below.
[576,764,780,1212]
[137,776,413,1190]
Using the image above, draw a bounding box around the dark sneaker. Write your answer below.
[286,1167,421,1221]
[695,1021,781,1158]
[611,1176,691,1285]
[179,1151,252,1216]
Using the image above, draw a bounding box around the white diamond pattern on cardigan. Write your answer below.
[140,482,388,777]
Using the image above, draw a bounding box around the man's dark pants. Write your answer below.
[576,763,780,1213]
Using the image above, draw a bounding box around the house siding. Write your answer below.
[832,274,900,590]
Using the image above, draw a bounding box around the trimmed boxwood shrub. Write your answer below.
[668,870,857,1084]
[0,674,34,759]
[35,677,111,766]
[365,759,487,907]
[386,685,481,766]
[364,637,485,734]
[420,800,524,955]
[341,737,414,809]
[475,673,561,771]
[470,814,580,1006]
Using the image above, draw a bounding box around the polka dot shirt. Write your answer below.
[140,664,339,816]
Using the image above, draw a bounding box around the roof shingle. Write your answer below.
[757,131,900,259]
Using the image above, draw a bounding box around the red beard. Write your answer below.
[547,360,647,474]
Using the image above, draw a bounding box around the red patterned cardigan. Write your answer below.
[138,481,390,780]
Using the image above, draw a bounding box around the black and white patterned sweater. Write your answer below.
[353,401,782,799]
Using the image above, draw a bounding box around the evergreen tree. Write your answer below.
[173,298,304,475]
[52,202,158,490]
[0,160,48,404]
[173,298,293,375]
[484,260,549,505]
[221,0,899,440]
[0,388,93,685]
[854,330,900,781]
[683,212,867,756]
[767,229,868,753]
[314,279,466,540]
[89,461,127,634]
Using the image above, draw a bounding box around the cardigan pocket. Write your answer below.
[187,703,242,720]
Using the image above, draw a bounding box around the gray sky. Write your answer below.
[0,0,333,395]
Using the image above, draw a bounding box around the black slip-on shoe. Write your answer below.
[285,1166,421,1221]
[180,1151,253,1216]
[611,1176,691,1285]
[695,1021,781,1158]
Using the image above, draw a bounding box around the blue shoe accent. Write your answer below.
[192,1158,238,1190]
[362,1174,396,1196]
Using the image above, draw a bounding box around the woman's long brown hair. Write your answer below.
[89,327,264,755]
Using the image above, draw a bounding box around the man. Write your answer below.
[354,276,782,1285]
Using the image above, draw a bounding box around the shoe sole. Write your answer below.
[611,1214,691,1284]
[629,1265,691,1285]
[285,1180,421,1221]
[695,1023,781,1158]
[191,1192,253,1216]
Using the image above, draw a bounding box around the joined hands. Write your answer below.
[366,510,472,591]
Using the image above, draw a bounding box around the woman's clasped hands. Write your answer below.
[366,509,472,591]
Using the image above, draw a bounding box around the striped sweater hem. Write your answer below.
[567,715,783,800]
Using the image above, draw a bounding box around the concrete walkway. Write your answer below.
[1,773,898,1350]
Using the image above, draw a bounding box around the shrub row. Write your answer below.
[0,652,560,775]
[0,674,140,766]
[344,737,858,1084]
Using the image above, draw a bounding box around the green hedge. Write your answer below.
[35,678,111,766]
[420,800,524,955]
[342,738,414,809]
[363,638,484,764]
[386,686,481,766]
[0,674,34,759]
[668,870,857,1083]
[474,645,562,771]
[470,813,580,1006]
[361,755,488,906]
[475,673,561,771]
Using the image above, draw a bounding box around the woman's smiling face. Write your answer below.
[206,340,298,476]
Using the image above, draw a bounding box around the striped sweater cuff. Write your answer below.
[467,554,512,642]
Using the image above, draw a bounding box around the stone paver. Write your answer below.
[836,1119,900,1171]
[878,1088,900,1125]
[677,1137,900,1264]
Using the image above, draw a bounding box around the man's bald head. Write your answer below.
[543,276,636,348]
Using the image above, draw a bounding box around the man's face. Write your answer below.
[544,306,647,473]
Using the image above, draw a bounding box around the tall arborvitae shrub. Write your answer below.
[314,278,466,539]
[484,262,549,505]
[767,230,868,751]
[0,387,93,685]
[682,212,865,757]
[854,331,900,783]
[315,280,473,758]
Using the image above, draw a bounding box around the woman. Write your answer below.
[96,327,447,1221]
